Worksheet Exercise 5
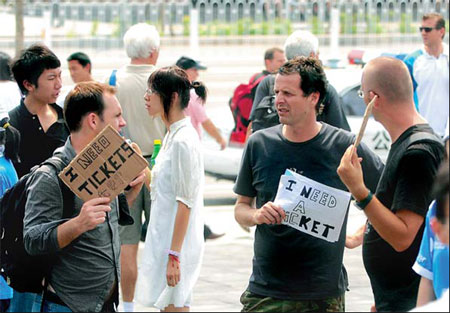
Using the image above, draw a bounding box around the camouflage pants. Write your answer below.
[240,290,345,312]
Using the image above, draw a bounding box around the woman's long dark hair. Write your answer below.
[148,66,207,119]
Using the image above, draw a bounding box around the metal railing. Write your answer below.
[0,0,448,51]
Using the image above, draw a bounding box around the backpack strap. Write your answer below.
[249,73,268,90]
[40,157,75,219]
[406,132,444,150]
[249,73,261,84]
[109,69,118,87]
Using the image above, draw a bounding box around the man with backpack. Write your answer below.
[20,82,145,312]
[337,57,445,311]
[248,31,350,136]
[229,47,285,144]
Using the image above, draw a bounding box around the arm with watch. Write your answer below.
[338,145,426,253]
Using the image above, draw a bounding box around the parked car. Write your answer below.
[202,82,391,181]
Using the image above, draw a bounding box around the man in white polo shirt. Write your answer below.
[404,13,449,138]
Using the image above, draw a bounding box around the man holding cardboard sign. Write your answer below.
[233,57,384,312]
[337,57,445,311]
[23,82,146,312]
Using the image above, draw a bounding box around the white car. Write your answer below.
[202,82,390,181]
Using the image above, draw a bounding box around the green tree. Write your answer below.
[15,0,24,57]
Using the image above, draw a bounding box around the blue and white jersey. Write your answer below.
[404,44,449,137]
[413,201,450,299]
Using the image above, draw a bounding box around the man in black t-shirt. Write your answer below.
[234,57,384,312]
[338,57,445,311]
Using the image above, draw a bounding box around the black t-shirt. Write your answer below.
[234,123,384,300]
[363,124,444,312]
[250,70,271,102]
[9,100,69,178]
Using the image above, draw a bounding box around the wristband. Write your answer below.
[167,249,181,258]
[355,191,373,211]
[169,254,180,263]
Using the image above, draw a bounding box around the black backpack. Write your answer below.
[251,94,279,132]
[0,156,74,293]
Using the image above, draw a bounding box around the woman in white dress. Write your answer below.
[0,52,21,119]
[136,66,205,312]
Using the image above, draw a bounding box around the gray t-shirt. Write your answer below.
[234,123,384,300]
[23,139,121,312]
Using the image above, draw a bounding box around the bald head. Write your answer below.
[363,57,414,105]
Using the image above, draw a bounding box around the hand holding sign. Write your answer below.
[337,145,369,201]
[254,201,286,225]
[274,170,351,242]
[130,142,151,191]
[75,197,112,232]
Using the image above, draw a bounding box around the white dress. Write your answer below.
[0,81,21,119]
[136,117,205,309]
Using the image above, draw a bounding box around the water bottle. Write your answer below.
[150,139,161,167]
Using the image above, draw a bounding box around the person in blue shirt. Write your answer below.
[0,117,20,312]
[413,136,449,307]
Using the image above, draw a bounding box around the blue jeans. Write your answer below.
[6,290,40,312]
[35,300,72,312]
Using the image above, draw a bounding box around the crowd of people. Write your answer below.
[0,11,448,313]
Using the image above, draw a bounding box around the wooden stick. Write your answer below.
[354,95,377,148]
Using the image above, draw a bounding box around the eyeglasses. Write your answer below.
[358,89,364,98]
[419,27,437,33]
[145,88,155,96]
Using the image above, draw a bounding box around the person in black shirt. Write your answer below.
[248,30,351,139]
[338,57,445,311]
[9,43,69,178]
[234,57,384,312]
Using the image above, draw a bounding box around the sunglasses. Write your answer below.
[419,27,438,33]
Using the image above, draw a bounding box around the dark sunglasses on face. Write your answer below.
[419,26,437,33]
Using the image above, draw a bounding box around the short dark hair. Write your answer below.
[11,43,61,95]
[67,52,92,72]
[432,161,449,224]
[0,52,13,81]
[278,56,328,113]
[64,82,116,132]
[264,47,284,61]
[148,66,205,120]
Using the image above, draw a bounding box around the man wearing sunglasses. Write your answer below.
[404,13,449,138]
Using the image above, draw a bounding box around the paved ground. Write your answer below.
[126,177,374,312]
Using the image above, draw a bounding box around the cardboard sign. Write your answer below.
[274,169,351,243]
[59,125,148,202]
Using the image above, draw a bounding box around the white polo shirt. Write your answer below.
[404,44,449,137]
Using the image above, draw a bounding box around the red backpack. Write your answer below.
[229,73,267,144]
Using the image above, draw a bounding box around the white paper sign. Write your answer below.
[274,170,351,243]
